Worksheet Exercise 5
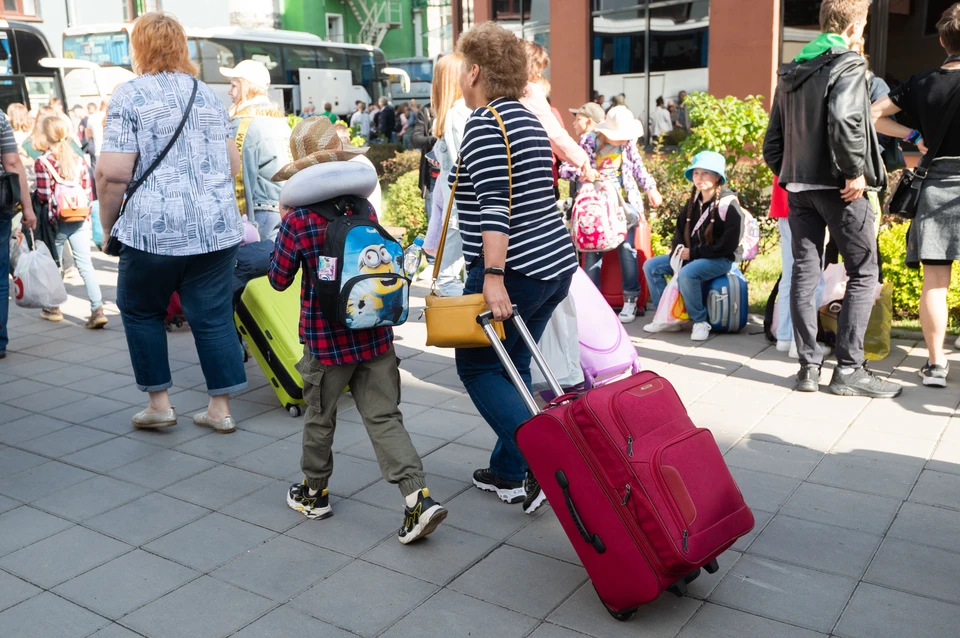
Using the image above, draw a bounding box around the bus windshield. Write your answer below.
[389,60,433,83]
[63,31,132,69]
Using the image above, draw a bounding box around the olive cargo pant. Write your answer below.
[296,345,427,496]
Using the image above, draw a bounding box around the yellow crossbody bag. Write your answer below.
[423,105,509,348]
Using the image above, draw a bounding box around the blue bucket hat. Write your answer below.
[684,151,727,184]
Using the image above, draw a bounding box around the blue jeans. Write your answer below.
[117,244,247,395]
[54,220,103,311]
[455,264,572,481]
[583,230,641,298]
[643,254,734,323]
[0,219,9,353]
[254,210,281,242]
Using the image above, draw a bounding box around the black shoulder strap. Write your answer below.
[917,78,960,173]
[122,77,199,210]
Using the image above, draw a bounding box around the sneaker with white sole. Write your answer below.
[619,300,638,324]
[398,488,447,544]
[919,362,949,388]
[472,468,525,504]
[691,321,711,341]
[643,321,683,334]
[522,471,547,514]
[287,481,333,520]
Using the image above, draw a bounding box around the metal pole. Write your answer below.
[644,0,651,148]
[65,0,77,27]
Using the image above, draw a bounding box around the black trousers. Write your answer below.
[788,190,878,369]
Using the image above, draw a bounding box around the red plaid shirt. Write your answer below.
[268,203,393,366]
[34,152,93,220]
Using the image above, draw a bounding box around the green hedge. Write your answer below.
[382,170,425,244]
[879,221,960,324]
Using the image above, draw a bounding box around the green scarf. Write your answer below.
[794,33,848,63]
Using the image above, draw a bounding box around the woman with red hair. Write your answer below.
[96,13,246,434]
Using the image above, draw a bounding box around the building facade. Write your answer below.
[453,0,950,142]
[281,0,454,60]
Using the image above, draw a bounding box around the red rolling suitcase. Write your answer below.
[587,221,652,311]
[478,309,754,620]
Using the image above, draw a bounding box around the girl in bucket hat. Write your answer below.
[642,150,745,341]
[559,105,663,323]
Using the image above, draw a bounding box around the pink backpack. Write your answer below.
[717,194,759,262]
[571,182,626,252]
[38,156,91,223]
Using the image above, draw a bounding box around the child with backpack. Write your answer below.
[643,151,744,341]
[33,116,106,329]
[267,117,447,544]
[559,105,662,324]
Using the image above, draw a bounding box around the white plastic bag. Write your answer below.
[8,225,23,276]
[13,234,67,309]
[651,245,689,327]
[531,294,584,392]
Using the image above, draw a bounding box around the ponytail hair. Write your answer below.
[40,117,80,181]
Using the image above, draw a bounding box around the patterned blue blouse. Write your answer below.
[101,72,242,256]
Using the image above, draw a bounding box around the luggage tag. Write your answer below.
[316,256,338,281]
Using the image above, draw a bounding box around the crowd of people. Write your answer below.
[2,2,956,554]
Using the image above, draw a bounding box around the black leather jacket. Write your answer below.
[763,49,886,190]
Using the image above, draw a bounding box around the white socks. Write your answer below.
[404,490,422,507]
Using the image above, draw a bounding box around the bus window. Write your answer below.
[198,39,234,85]
[284,46,317,84]
[63,32,131,68]
[0,79,26,112]
[242,42,284,85]
[14,29,48,75]
[317,46,348,74]
[188,39,201,77]
[25,76,56,109]
[650,28,708,72]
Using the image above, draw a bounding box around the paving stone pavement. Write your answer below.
[2,257,960,637]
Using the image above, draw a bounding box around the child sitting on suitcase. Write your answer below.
[642,151,744,341]
[268,118,447,544]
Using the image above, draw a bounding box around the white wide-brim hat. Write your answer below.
[220,59,271,90]
[595,105,644,142]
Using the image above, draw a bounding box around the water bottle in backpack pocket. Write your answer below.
[308,197,411,329]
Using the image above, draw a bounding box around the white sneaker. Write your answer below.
[691,322,711,341]
[776,340,792,352]
[789,341,799,359]
[643,321,683,333]
[619,300,638,324]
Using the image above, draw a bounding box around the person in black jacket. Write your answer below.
[410,105,437,199]
[763,0,900,400]
[377,97,397,142]
[643,151,742,342]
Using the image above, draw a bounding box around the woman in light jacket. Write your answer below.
[221,59,291,241]
[423,52,473,296]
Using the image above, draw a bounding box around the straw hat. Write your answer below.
[271,117,369,182]
[594,105,644,142]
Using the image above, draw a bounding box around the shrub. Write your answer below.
[286,114,302,130]
[381,150,422,187]
[382,170,426,244]
[878,222,960,324]
[364,143,405,176]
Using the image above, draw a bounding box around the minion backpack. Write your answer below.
[307,195,410,329]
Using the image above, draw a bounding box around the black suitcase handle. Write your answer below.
[556,469,605,554]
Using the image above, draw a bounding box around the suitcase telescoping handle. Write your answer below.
[477,306,564,417]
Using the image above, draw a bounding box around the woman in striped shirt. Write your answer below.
[453,22,578,515]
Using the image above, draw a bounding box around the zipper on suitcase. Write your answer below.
[622,483,631,505]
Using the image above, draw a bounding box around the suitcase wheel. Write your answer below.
[684,568,702,584]
[288,405,302,418]
[595,588,637,622]
[704,559,719,574]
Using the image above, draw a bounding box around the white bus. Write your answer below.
[62,24,393,115]
[386,56,433,104]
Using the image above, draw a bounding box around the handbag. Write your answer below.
[103,78,198,256]
[889,78,960,219]
[0,171,20,221]
[423,105,508,349]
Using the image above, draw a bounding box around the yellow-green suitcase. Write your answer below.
[235,273,306,417]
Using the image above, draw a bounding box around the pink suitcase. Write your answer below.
[479,310,754,620]
[570,267,641,388]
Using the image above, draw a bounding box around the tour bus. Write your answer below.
[0,20,66,112]
[62,24,393,115]
[386,56,433,104]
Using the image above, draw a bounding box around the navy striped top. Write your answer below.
[452,98,578,280]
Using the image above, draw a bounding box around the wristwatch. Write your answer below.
[483,267,506,277]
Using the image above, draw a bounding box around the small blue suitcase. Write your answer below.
[706,267,748,333]
[91,201,103,248]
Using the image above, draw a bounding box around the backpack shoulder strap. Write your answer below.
[38,156,65,185]
[716,194,740,221]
